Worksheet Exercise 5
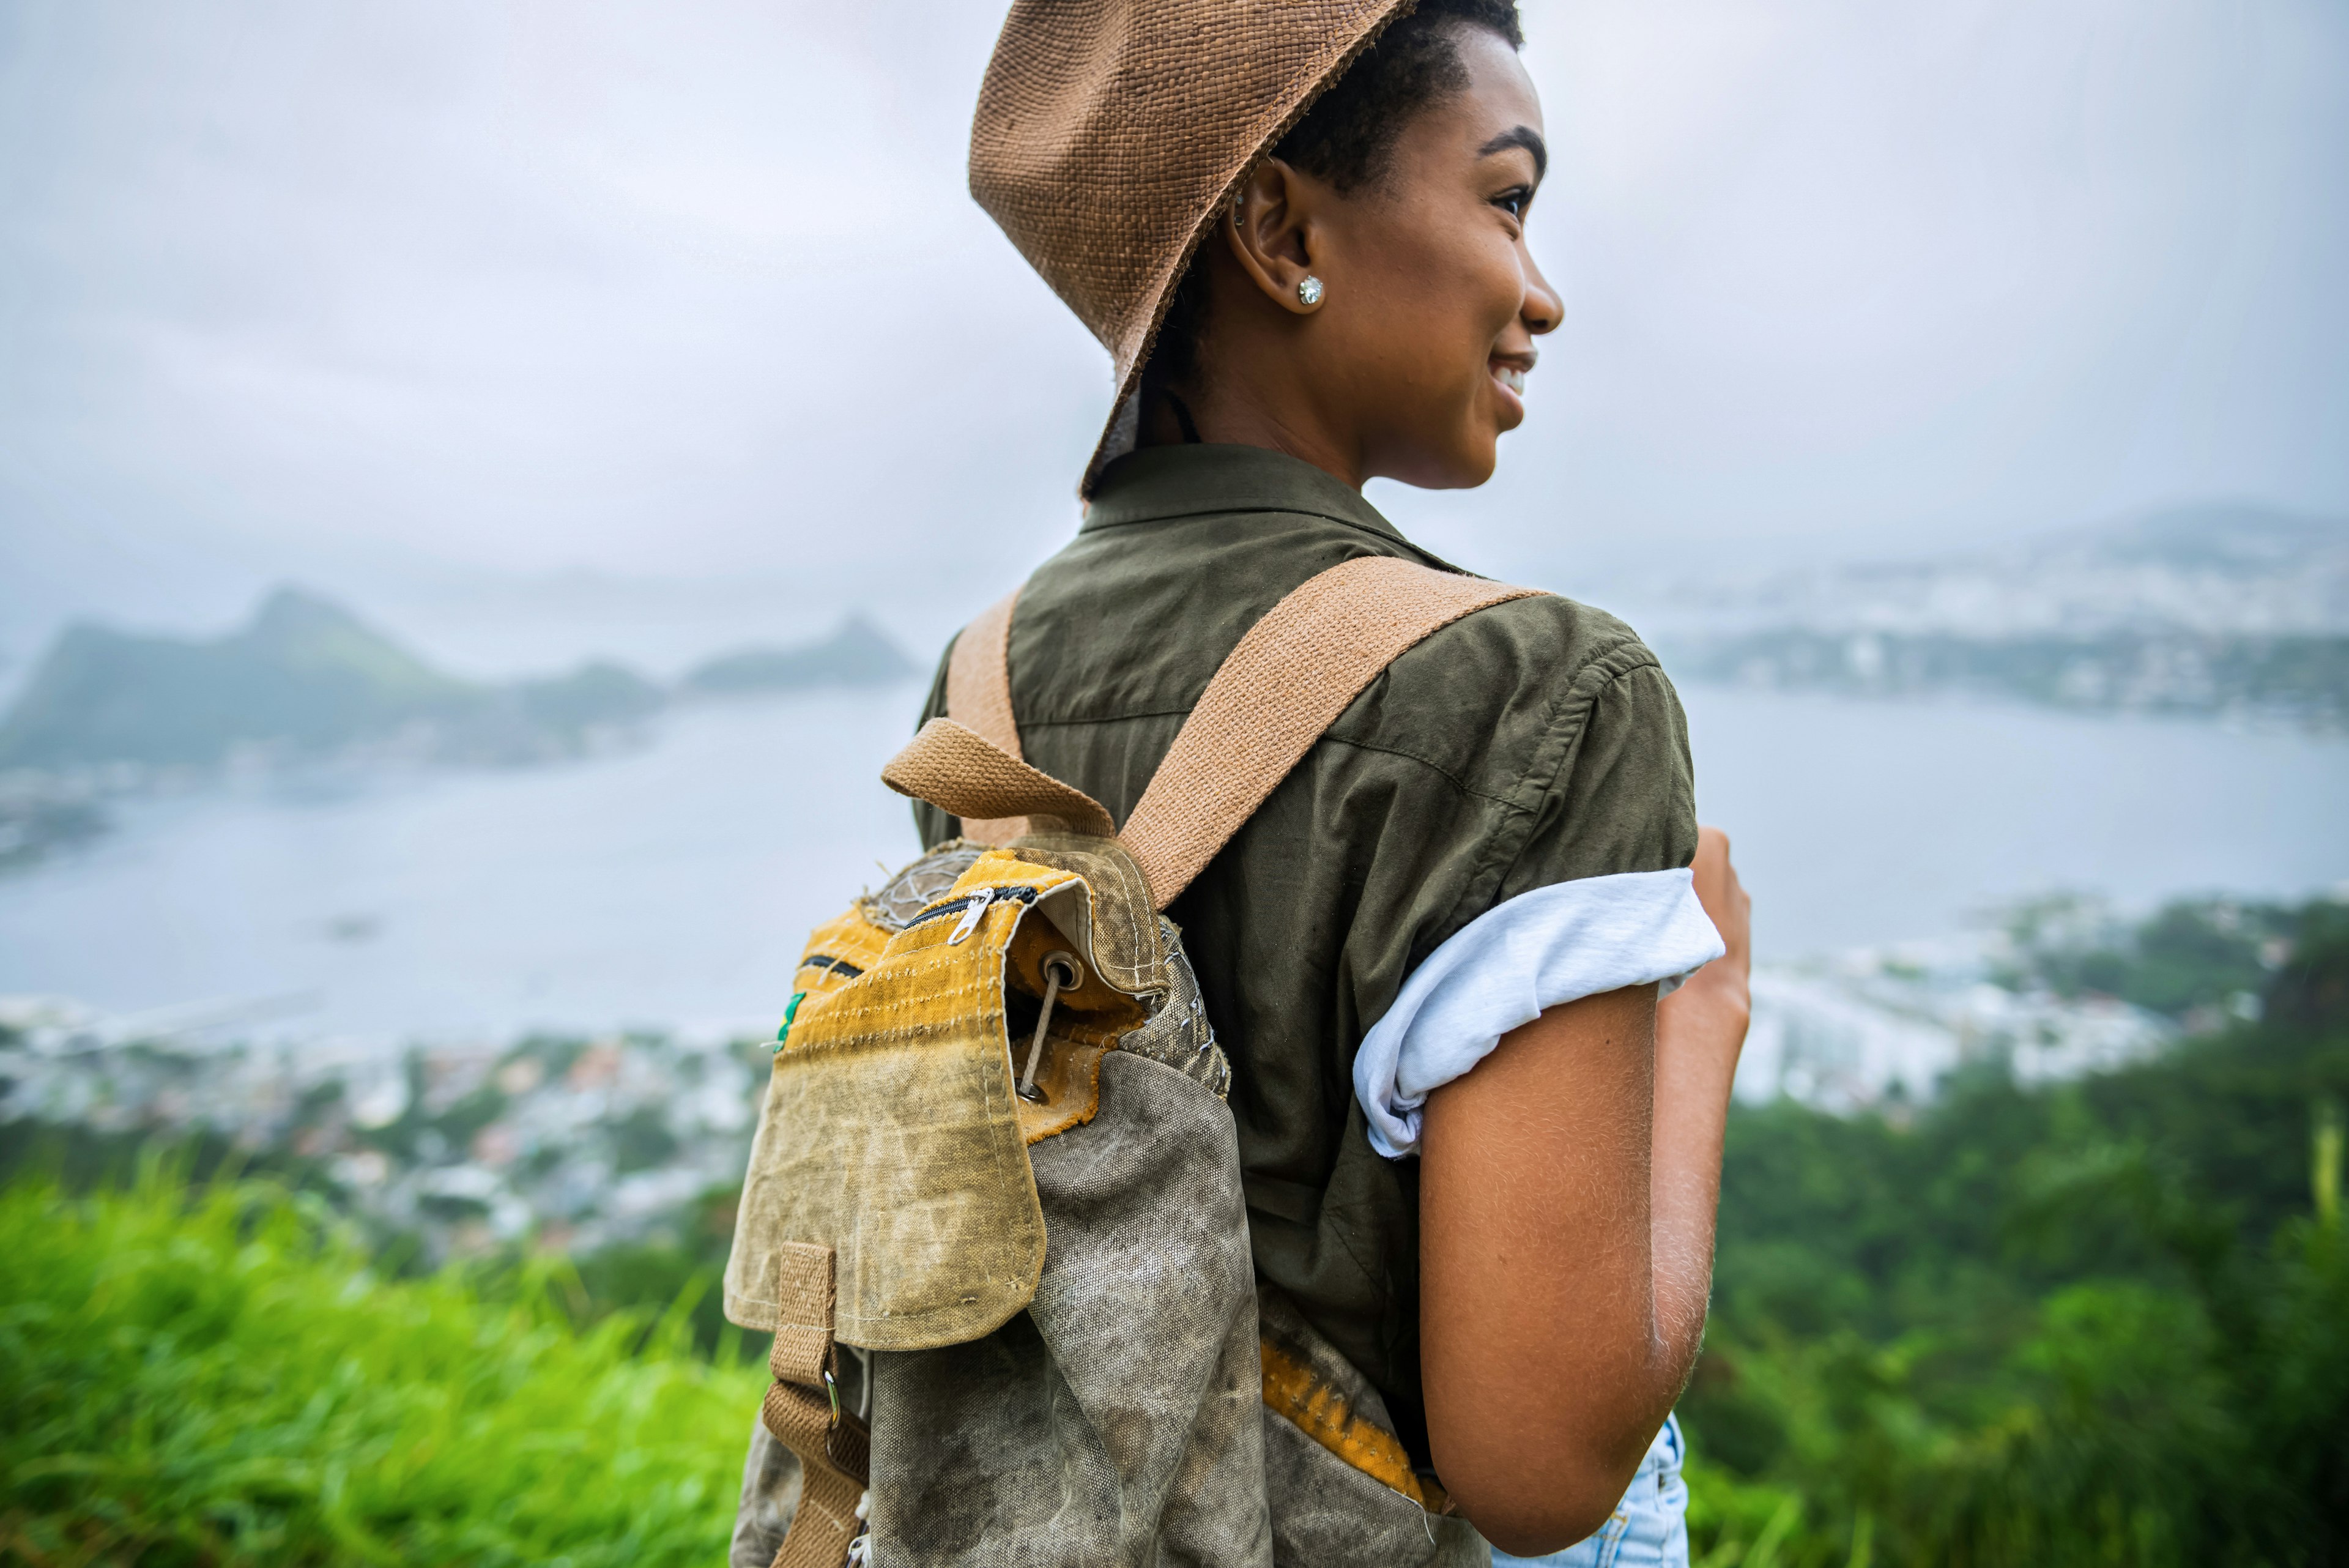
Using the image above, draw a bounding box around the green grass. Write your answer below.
[0,1161,763,1567]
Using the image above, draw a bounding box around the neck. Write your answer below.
[1140,369,1367,491]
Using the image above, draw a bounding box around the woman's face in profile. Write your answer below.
[1315,26,1560,489]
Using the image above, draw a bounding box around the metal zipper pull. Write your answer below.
[947,888,995,945]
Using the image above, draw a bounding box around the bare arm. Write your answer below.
[1419,828,1751,1555]
[1649,831,1751,1362]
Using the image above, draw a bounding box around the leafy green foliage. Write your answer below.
[1995,893,2298,1021]
[0,1161,762,1566]
[562,1185,744,1358]
[1680,900,2349,1566]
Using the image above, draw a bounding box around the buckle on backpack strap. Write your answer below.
[760,1243,870,1566]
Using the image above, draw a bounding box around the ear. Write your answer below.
[1222,158,1329,315]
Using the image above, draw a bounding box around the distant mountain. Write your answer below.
[0,589,483,769]
[1633,501,2349,729]
[0,587,922,872]
[0,589,666,773]
[510,662,665,735]
[1638,500,2349,642]
[683,613,918,695]
[1663,626,2349,731]
[2074,501,2349,576]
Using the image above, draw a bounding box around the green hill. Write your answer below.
[0,589,485,769]
[0,590,679,773]
[683,612,916,694]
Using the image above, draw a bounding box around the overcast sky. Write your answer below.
[1,0,2343,673]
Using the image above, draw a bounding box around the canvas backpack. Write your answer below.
[722,556,1540,1568]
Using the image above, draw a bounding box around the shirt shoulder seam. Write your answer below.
[1425,642,1672,957]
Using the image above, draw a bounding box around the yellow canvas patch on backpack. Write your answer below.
[725,844,1153,1350]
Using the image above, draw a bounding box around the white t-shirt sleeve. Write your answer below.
[1352,867,1726,1159]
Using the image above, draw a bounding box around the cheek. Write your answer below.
[1449,234,1526,344]
[1366,225,1520,382]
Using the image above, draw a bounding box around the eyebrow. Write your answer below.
[1477,125,1548,181]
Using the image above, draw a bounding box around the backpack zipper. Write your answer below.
[902,883,1040,943]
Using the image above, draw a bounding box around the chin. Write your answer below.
[1382,415,1502,490]
[1387,449,1496,491]
[1433,429,1502,490]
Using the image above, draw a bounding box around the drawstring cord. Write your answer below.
[1016,952,1083,1103]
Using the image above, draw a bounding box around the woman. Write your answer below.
[934,1,1751,1559]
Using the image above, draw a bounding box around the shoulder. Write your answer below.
[1327,584,1683,806]
[1409,587,1664,711]
[1419,585,1663,682]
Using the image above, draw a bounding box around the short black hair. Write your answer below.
[1146,0,1526,392]
[1275,0,1526,195]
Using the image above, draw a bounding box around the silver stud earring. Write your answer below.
[1296,275,1324,307]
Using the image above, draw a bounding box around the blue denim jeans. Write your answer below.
[1490,1414,1688,1568]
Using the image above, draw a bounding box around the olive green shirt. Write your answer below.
[915,443,1698,1465]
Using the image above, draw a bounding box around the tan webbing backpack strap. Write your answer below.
[1118,557,1543,908]
[887,558,1540,906]
[759,1243,869,1568]
[882,719,1116,838]
[943,588,1025,843]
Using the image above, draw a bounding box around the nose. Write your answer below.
[1520,246,1562,336]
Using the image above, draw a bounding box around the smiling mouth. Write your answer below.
[1494,365,1527,395]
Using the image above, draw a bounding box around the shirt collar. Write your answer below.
[1080,444,1409,544]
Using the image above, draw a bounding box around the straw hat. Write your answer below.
[970,0,1415,494]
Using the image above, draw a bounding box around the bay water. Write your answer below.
[0,683,2340,1048]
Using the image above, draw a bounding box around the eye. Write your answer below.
[1491,185,1533,222]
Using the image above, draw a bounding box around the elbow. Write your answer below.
[1441,1462,1627,1558]
[1432,1433,1650,1558]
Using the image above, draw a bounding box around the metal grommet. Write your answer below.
[1017,950,1084,1103]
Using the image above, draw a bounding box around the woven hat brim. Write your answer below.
[967,0,1419,497]
[1078,1,1415,496]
